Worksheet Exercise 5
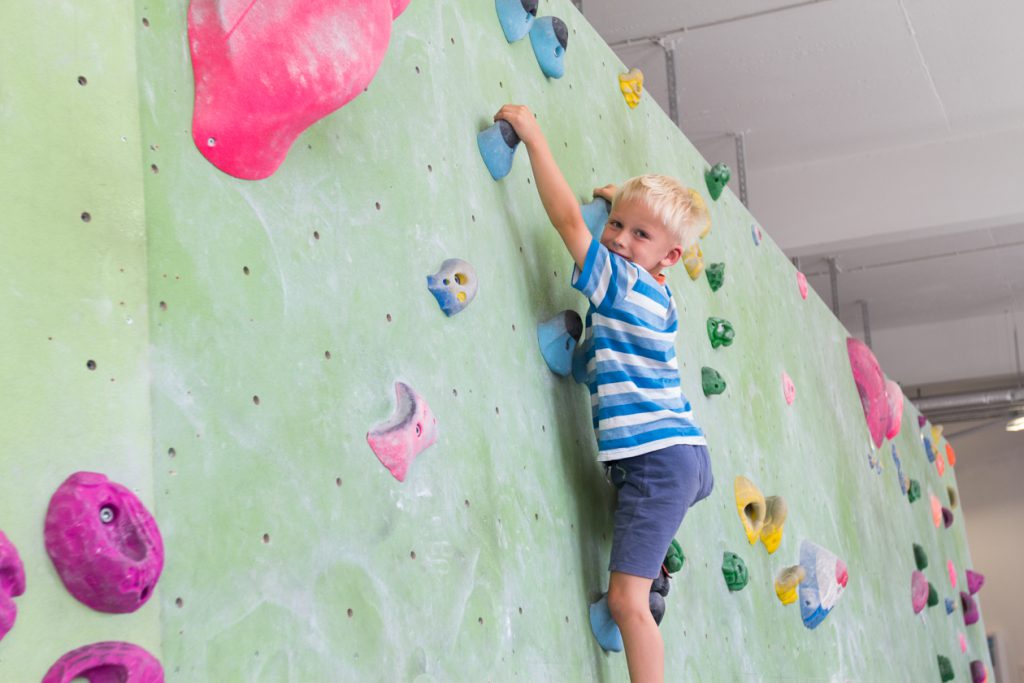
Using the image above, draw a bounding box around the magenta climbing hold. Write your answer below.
[366,382,438,482]
[885,379,904,440]
[0,531,26,640]
[966,569,985,595]
[798,540,848,629]
[427,258,479,316]
[971,660,989,683]
[918,414,927,429]
[782,371,796,405]
[961,591,980,626]
[911,571,929,613]
[796,271,808,300]
[187,0,409,179]
[537,310,583,376]
[42,641,164,683]
[44,472,164,613]
[847,337,887,448]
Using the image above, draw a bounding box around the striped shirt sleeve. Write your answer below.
[571,239,636,312]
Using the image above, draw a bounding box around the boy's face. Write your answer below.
[600,198,682,276]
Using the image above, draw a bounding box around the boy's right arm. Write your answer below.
[494,105,591,270]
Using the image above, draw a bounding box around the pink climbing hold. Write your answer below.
[796,271,808,300]
[0,531,26,641]
[847,337,888,448]
[966,569,985,595]
[188,0,411,179]
[930,494,943,528]
[911,570,928,613]
[884,379,904,439]
[42,641,163,683]
[44,472,164,613]
[366,381,438,482]
[948,560,958,588]
[782,371,796,405]
[959,632,968,654]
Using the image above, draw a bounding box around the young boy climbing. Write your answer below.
[493,104,714,683]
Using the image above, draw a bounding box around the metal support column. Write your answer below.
[734,132,748,207]
[660,39,679,127]
[860,299,872,349]
[826,257,839,316]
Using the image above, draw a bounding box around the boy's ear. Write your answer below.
[660,244,684,268]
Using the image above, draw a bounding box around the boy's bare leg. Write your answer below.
[607,571,663,683]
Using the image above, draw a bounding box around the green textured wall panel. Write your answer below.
[0,1,992,681]
[0,1,159,679]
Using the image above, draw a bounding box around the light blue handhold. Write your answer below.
[496,0,538,42]
[798,540,847,630]
[891,444,908,495]
[537,310,583,376]
[945,597,955,614]
[589,594,623,652]
[751,223,762,246]
[923,436,936,463]
[477,120,520,181]
[580,198,610,239]
[529,17,568,79]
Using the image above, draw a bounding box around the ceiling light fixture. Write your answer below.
[1006,414,1024,432]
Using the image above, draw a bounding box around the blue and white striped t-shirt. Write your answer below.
[572,239,706,461]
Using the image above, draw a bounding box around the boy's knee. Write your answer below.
[607,586,648,624]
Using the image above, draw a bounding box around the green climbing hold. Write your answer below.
[664,538,685,573]
[706,263,725,292]
[701,367,726,396]
[705,163,731,201]
[707,318,735,349]
[927,582,939,607]
[913,543,928,570]
[722,551,748,591]
[908,479,921,503]
[937,655,954,682]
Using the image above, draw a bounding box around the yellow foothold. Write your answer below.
[618,68,643,109]
[760,495,788,554]
[775,565,806,605]
[682,243,704,280]
[931,424,944,446]
[734,476,766,544]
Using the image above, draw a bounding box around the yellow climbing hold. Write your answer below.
[682,243,704,280]
[760,495,788,554]
[775,565,806,605]
[688,189,712,238]
[734,476,766,544]
[618,68,643,108]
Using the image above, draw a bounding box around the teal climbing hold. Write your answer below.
[588,594,623,652]
[495,0,538,43]
[908,479,921,503]
[707,317,735,349]
[537,310,583,376]
[706,262,725,292]
[477,120,520,180]
[529,16,567,79]
[664,538,685,573]
[701,367,726,396]
[580,198,610,239]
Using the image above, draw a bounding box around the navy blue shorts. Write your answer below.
[605,444,714,579]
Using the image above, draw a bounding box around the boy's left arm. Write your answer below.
[494,105,591,270]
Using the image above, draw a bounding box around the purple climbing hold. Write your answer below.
[0,531,26,641]
[942,507,954,528]
[42,641,164,683]
[970,660,989,683]
[966,569,985,595]
[911,571,929,614]
[961,591,980,626]
[44,472,164,613]
[918,415,927,428]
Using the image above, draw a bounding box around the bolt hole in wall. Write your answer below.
[77,75,87,86]
[80,211,91,222]
[168,448,176,458]
[86,360,96,371]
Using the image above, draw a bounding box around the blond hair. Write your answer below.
[612,175,710,248]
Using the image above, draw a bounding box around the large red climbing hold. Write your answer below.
[188,0,410,179]
[847,337,887,448]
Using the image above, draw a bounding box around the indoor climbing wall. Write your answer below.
[0,0,992,681]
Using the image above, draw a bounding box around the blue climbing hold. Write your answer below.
[529,17,568,79]
[945,597,955,614]
[477,120,521,180]
[537,310,583,376]
[495,0,538,42]
[580,198,610,240]
[891,444,908,495]
[923,436,936,463]
[589,594,623,652]
[571,343,589,384]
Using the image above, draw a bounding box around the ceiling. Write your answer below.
[579,0,1024,480]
